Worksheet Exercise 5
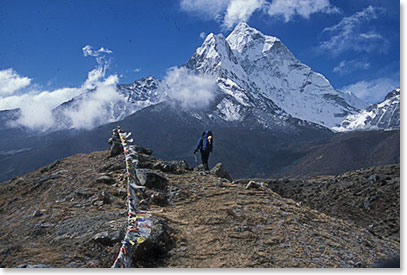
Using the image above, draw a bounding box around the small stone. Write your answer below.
[32,210,43,217]
[368,174,379,182]
[94,201,104,207]
[246,180,261,189]
[96,175,115,185]
[75,188,94,198]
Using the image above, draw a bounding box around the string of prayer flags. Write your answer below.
[112,129,153,268]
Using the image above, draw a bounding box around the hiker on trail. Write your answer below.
[194,130,213,171]
[108,126,123,157]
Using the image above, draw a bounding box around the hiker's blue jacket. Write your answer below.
[195,130,213,153]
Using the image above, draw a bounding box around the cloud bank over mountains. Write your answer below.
[0,44,217,131]
[0,45,123,131]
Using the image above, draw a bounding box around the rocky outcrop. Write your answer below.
[0,149,399,268]
[210,162,233,182]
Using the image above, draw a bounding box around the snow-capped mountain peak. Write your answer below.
[226,22,280,57]
[333,88,400,132]
[24,23,384,134]
[186,23,364,129]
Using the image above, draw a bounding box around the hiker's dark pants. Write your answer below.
[201,151,210,170]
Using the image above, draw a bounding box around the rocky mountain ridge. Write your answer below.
[0,146,399,268]
[0,24,400,183]
[334,89,400,132]
[2,23,396,134]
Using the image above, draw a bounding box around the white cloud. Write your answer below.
[180,0,338,29]
[1,45,123,131]
[333,59,370,75]
[133,68,141,73]
[0,68,32,96]
[162,67,216,110]
[223,0,265,29]
[341,77,400,104]
[61,75,122,129]
[266,0,339,22]
[82,45,113,57]
[320,6,388,55]
[180,0,230,21]
[200,32,207,39]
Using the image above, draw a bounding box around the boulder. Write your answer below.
[210,163,233,182]
[109,142,123,158]
[150,191,168,206]
[153,160,192,174]
[136,169,168,190]
[132,217,174,267]
[130,146,153,156]
[130,153,155,169]
[93,230,124,246]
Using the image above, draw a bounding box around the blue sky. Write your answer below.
[0,0,400,109]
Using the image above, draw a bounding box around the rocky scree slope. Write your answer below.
[0,147,399,268]
[238,164,400,244]
[279,129,399,178]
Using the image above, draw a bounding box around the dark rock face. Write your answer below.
[210,163,233,182]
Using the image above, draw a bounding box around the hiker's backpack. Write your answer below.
[202,130,213,152]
